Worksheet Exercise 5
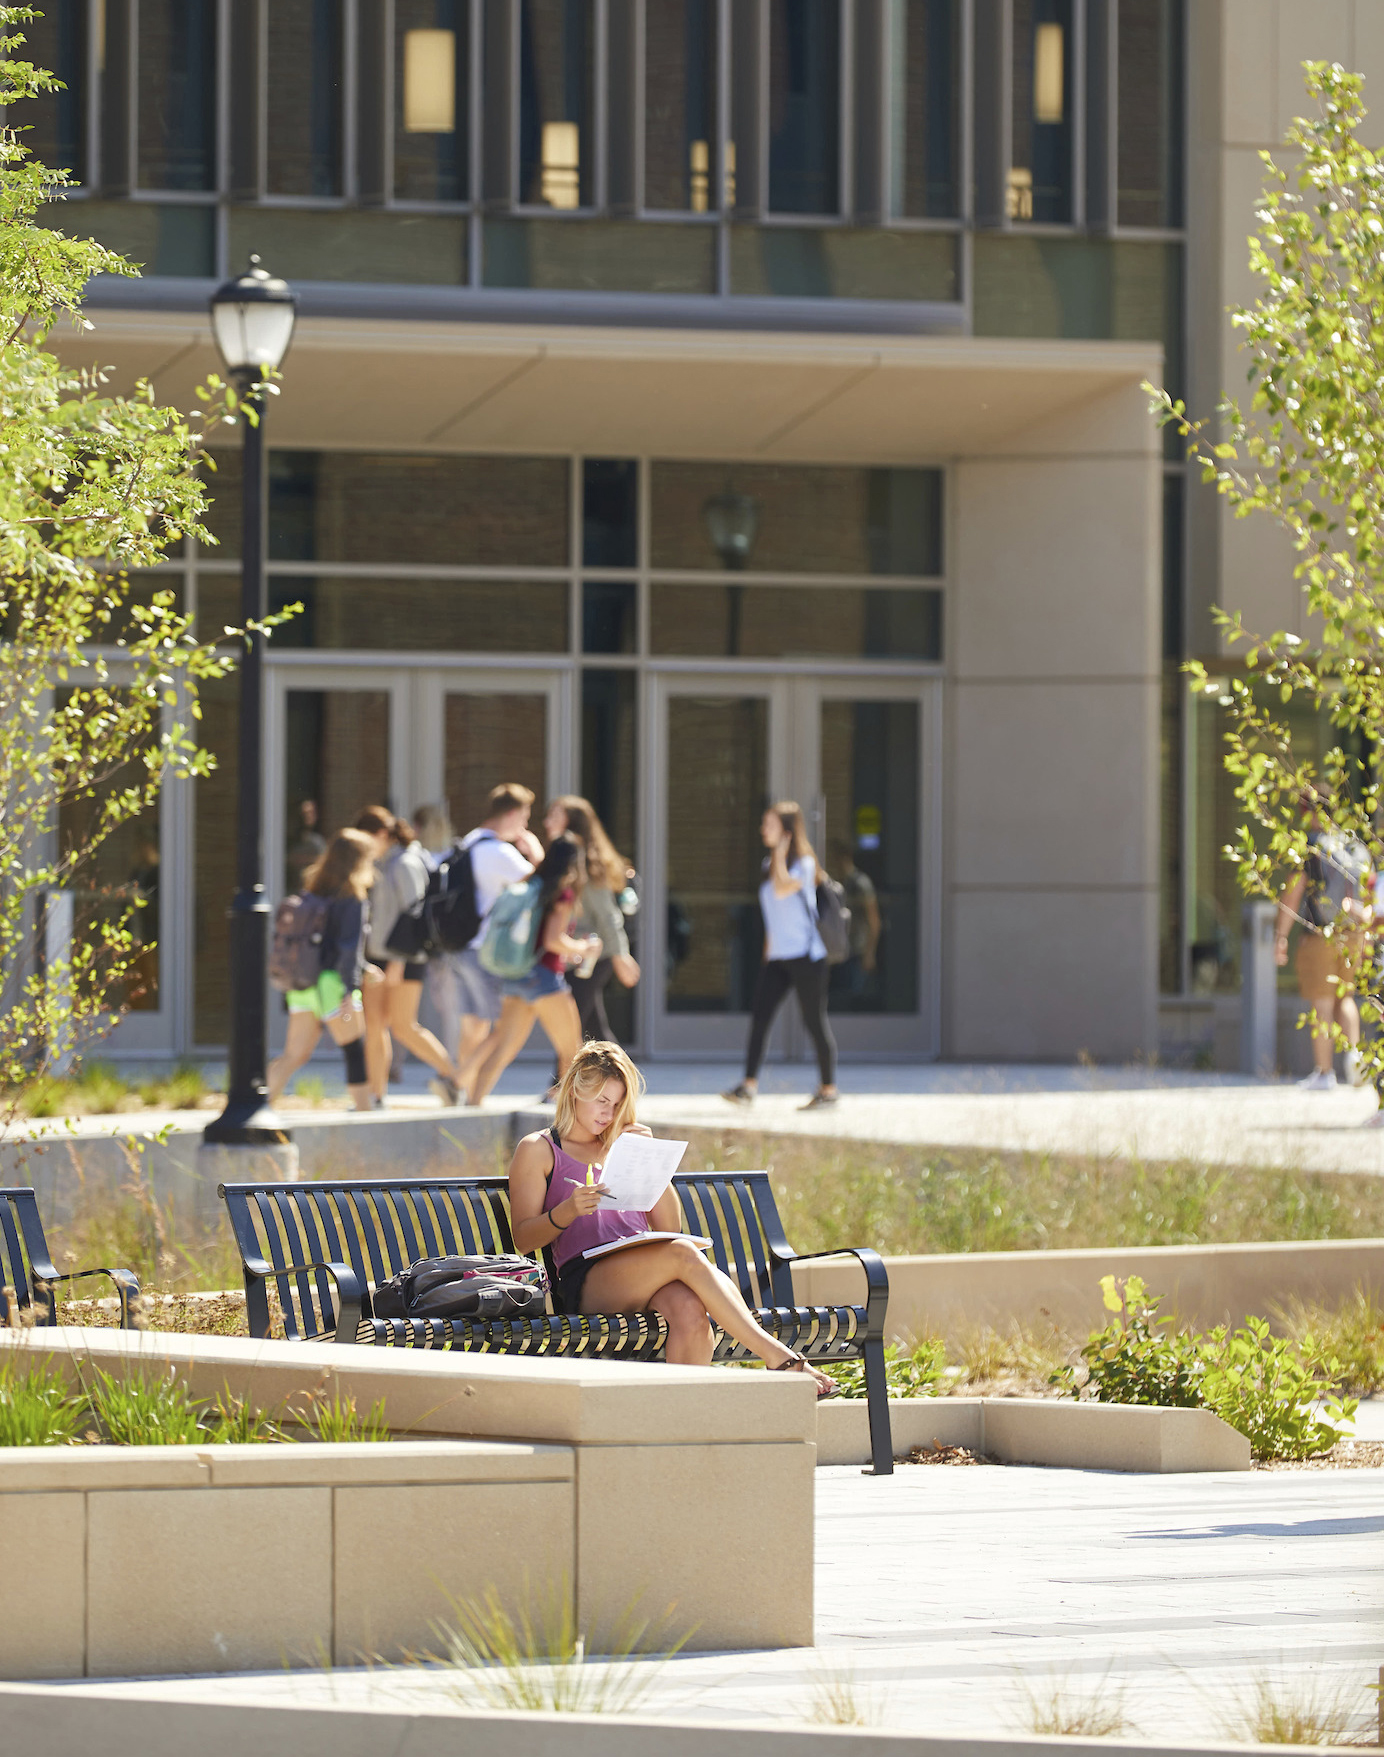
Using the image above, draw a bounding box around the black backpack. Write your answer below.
[385,841,483,960]
[371,1253,549,1322]
[813,876,852,965]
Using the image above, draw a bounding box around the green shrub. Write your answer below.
[1056,1276,1356,1461]
[823,1339,946,1400]
[1279,1288,1384,1396]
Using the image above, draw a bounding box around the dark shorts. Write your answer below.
[401,961,425,984]
[556,1257,590,1317]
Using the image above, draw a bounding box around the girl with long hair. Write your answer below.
[543,795,639,1045]
[465,833,602,1104]
[507,1041,836,1394]
[267,828,376,1111]
[723,800,838,1110]
[356,804,461,1103]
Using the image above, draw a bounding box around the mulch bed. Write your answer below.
[903,1441,999,1467]
[1254,1438,1384,1471]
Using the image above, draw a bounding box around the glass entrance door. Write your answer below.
[646,673,937,1062]
[802,681,939,1059]
[647,677,791,1056]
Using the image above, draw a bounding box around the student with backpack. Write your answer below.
[421,784,541,1104]
[465,834,601,1105]
[267,829,377,1111]
[722,801,841,1112]
[356,805,461,1104]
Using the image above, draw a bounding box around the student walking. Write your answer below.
[355,805,461,1103]
[543,794,640,1043]
[723,801,838,1111]
[267,829,376,1111]
[427,783,541,1103]
[465,834,601,1105]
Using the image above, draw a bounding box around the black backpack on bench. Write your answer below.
[371,1254,549,1322]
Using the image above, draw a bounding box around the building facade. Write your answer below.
[29,0,1205,1066]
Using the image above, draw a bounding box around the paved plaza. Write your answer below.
[48,1455,1384,1741]
[59,1059,1384,1177]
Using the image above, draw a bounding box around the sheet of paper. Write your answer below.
[581,1231,710,1262]
[595,1133,688,1211]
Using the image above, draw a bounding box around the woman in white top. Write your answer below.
[723,800,838,1111]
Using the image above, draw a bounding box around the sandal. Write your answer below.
[773,1352,840,1399]
[721,1083,755,1106]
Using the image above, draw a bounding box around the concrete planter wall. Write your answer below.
[792,1237,1384,1346]
[816,1397,1250,1472]
[2,1329,817,1678]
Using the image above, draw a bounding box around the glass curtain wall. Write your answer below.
[887,0,959,219]
[136,0,215,189]
[267,0,344,197]
[1117,0,1184,228]
[643,0,718,212]
[394,0,470,201]
[768,0,840,214]
[1009,0,1073,222]
[22,0,87,177]
[520,0,594,208]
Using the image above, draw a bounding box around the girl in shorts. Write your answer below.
[465,834,601,1105]
[267,828,376,1111]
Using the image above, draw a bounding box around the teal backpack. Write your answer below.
[477,876,544,978]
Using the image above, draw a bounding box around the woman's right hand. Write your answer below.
[557,1179,607,1224]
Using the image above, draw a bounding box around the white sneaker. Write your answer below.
[1365,1108,1384,1128]
[1344,1049,1364,1087]
[1298,1068,1338,1091]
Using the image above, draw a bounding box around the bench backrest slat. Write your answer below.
[220,1171,791,1339]
[0,1192,34,1308]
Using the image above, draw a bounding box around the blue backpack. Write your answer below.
[477,877,544,978]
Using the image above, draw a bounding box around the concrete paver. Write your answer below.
[46,1462,1384,1743]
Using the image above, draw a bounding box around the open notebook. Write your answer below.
[581,1232,712,1262]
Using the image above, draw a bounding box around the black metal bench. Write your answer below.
[219,1170,894,1474]
[0,1186,141,1326]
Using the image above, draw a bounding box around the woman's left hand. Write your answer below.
[620,1122,653,1138]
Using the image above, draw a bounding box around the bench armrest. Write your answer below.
[786,1247,889,1343]
[243,1256,370,1344]
[32,1266,142,1329]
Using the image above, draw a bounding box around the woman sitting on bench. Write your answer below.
[508,1040,838,1397]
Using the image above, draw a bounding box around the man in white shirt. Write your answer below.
[428,783,541,1104]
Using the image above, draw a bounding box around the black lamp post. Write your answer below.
[203,257,298,1147]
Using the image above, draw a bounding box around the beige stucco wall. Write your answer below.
[946,375,1162,1059]
[1190,0,1384,652]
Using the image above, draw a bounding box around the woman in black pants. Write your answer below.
[723,801,838,1111]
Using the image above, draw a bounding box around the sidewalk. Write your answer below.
[21,1060,1384,1177]
[44,1461,1383,1742]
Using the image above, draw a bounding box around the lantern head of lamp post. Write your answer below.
[702,491,760,571]
[209,256,297,379]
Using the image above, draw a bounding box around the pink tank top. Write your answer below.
[544,1131,652,1270]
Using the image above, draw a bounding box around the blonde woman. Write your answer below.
[507,1040,837,1395]
[267,828,376,1112]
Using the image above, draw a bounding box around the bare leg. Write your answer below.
[267,1011,322,1102]
[530,991,582,1087]
[467,998,537,1104]
[580,1239,819,1374]
[453,1015,493,1090]
[1306,992,1336,1072]
[1339,995,1361,1048]
[360,964,390,1100]
[385,973,458,1081]
[648,1279,715,1366]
